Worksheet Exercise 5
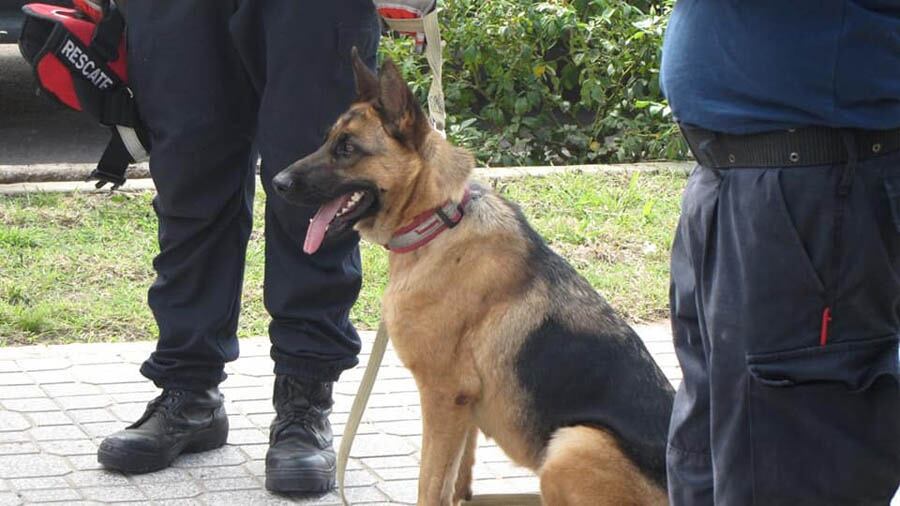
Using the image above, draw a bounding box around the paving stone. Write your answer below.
[100,382,157,395]
[18,487,82,502]
[68,470,130,488]
[0,386,45,400]
[375,420,426,437]
[226,357,273,377]
[342,469,378,487]
[8,476,69,490]
[0,362,18,373]
[27,370,77,385]
[81,485,147,502]
[38,439,98,456]
[70,364,145,385]
[42,383,102,397]
[349,434,416,458]
[172,445,247,468]
[67,455,105,471]
[0,442,38,455]
[360,455,419,469]
[0,374,32,387]
[1,398,59,412]
[226,428,268,446]
[0,480,7,492]
[247,414,275,428]
[67,408,116,424]
[359,406,421,423]
[16,358,70,372]
[187,465,249,480]
[231,400,275,415]
[341,485,388,503]
[376,480,418,504]
[0,492,22,506]
[219,386,270,401]
[472,476,541,495]
[200,490,304,505]
[476,445,511,463]
[30,424,87,441]
[243,460,265,476]
[225,414,254,429]
[372,466,420,481]
[126,467,193,485]
[0,454,71,478]
[80,421,123,438]
[151,499,202,506]
[0,411,31,432]
[108,402,146,422]
[26,410,73,427]
[238,443,267,460]
[137,481,202,500]
[201,477,261,492]
[484,461,534,479]
[56,395,113,410]
[217,374,267,388]
[110,392,158,404]
[0,432,28,443]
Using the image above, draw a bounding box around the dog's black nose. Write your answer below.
[272,173,294,193]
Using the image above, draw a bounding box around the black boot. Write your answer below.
[265,375,336,493]
[97,387,228,474]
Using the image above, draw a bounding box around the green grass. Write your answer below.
[0,172,687,346]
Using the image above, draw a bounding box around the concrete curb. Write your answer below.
[0,161,692,195]
[0,162,151,184]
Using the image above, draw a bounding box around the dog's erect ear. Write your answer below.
[377,58,431,149]
[351,47,379,102]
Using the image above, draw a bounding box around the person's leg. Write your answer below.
[228,0,380,493]
[666,167,718,505]
[133,0,258,389]
[98,0,257,473]
[232,0,380,382]
[702,154,900,504]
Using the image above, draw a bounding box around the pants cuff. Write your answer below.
[270,348,358,382]
[139,361,226,391]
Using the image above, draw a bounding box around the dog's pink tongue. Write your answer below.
[304,195,350,255]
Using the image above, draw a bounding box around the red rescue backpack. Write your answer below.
[19,3,148,189]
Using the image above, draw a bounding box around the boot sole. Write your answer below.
[265,465,336,494]
[97,422,228,474]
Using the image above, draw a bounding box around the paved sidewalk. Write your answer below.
[0,326,671,505]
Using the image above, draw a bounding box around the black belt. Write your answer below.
[680,125,900,169]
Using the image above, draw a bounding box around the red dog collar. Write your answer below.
[386,187,472,253]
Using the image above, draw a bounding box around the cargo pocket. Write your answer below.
[746,336,900,505]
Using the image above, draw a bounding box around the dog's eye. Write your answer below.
[336,140,355,158]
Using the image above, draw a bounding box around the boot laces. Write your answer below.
[131,389,184,428]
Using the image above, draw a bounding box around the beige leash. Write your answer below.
[381,8,446,136]
[335,322,542,505]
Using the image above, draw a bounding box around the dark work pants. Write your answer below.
[667,146,900,505]
[126,0,380,389]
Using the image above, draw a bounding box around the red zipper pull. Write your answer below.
[820,307,832,346]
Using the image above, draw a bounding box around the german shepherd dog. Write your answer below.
[272,51,674,506]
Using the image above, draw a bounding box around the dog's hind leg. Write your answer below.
[538,426,668,506]
[453,425,478,503]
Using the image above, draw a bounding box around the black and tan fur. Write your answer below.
[273,51,675,506]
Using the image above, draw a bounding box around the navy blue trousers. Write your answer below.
[668,147,900,504]
[126,0,380,389]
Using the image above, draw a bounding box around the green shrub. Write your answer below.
[379,0,688,166]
